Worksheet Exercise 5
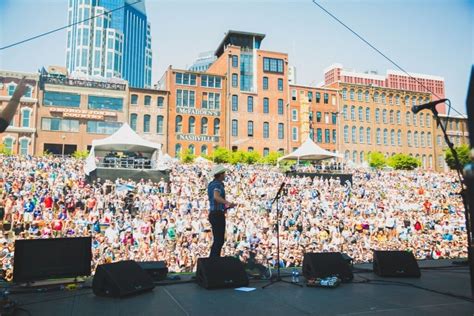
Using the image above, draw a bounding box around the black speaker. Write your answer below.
[373,250,421,278]
[93,260,155,297]
[137,261,168,282]
[196,257,249,289]
[303,252,353,282]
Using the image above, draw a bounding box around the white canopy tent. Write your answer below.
[84,123,164,175]
[278,137,342,162]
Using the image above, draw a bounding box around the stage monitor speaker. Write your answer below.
[303,252,353,282]
[196,257,249,289]
[93,260,155,297]
[373,250,421,278]
[137,261,168,282]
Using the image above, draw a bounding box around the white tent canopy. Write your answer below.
[278,137,342,162]
[84,123,163,175]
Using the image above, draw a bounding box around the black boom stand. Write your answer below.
[263,181,303,289]
[430,103,474,297]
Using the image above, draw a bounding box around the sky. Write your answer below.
[0,0,473,114]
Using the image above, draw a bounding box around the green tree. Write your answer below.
[259,151,283,165]
[243,151,261,164]
[180,149,196,163]
[72,150,89,159]
[367,152,386,169]
[229,150,246,165]
[210,147,231,163]
[445,144,471,169]
[0,144,11,155]
[387,153,421,170]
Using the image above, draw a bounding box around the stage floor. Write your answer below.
[9,259,474,316]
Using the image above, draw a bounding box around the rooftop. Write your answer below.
[215,30,266,57]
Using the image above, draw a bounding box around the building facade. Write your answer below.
[66,0,152,88]
[36,73,129,155]
[435,114,470,171]
[207,30,290,156]
[158,67,226,157]
[0,71,40,155]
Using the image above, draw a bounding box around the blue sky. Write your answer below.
[0,0,473,114]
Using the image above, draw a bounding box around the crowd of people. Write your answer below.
[0,154,467,279]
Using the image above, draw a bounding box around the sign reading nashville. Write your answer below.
[177,134,219,142]
[176,107,220,116]
[49,107,117,120]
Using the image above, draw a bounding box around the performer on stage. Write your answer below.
[207,165,236,257]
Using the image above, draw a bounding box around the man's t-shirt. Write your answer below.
[208,179,225,212]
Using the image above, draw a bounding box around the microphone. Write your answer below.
[411,98,448,114]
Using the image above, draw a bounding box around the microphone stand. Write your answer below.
[263,180,302,289]
[430,105,474,297]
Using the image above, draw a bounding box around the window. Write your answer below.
[308,91,313,102]
[202,92,220,110]
[188,116,195,133]
[407,131,412,147]
[201,75,222,88]
[350,89,354,100]
[130,113,137,131]
[365,108,370,122]
[324,93,329,104]
[264,122,270,138]
[345,150,350,161]
[88,96,123,111]
[397,130,402,146]
[175,72,196,86]
[175,115,182,133]
[381,93,386,104]
[225,95,236,113]
[278,99,284,115]
[365,91,369,102]
[382,109,387,124]
[247,121,254,137]
[406,112,411,125]
[3,138,14,154]
[248,147,254,152]
[383,129,388,145]
[350,106,355,121]
[292,127,298,141]
[388,95,393,105]
[176,90,195,107]
[21,108,31,128]
[24,86,32,98]
[389,110,394,124]
[332,113,337,124]
[263,77,268,90]
[360,152,365,163]
[414,131,419,147]
[201,145,208,155]
[232,55,238,68]
[247,96,253,112]
[8,84,17,96]
[43,91,81,107]
[316,92,321,103]
[376,128,381,145]
[419,113,424,127]
[375,109,380,123]
[366,127,371,144]
[278,123,284,139]
[395,95,400,105]
[374,92,379,103]
[343,105,348,120]
[290,109,298,121]
[175,144,182,158]
[342,88,347,100]
[200,117,208,134]
[19,138,29,156]
[413,113,417,126]
[325,112,329,124]
[291,89,297,101]
[412,96,416,106]
[344,125,349,143]
[263,148,270,157]
[278,78,283,91]
[263,57,284,73]
[188,144,195,155]
[358,107,363,121]
[232,119,238,136]
[426,114,431,127]
[427,132,432,147]
[390,129,395,146]
[42,118,80,132]
[352,151,357,163]
[86,121,121,134]
[357,90,362,101]
[263,98,269,114]
[143,115,150,132]
[232,74,238,88]
[214,118,220,135]
[396,111,401,124]
[144,95,151,106]
[315,111,321,123]
[351,126,357,143]
[325,129,330,143]
[421,132,425,147]
[157,115,164,134]
[157,97,164,107]
[332,130,336,143]
[359,127,364,143]
[405,96,410,106]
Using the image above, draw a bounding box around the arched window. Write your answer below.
[390,129,395,146]
[381,93,386,104]
[357,90,362,101]
[405,95,410,106]
[413,113,417,126]
[365,91,369,102]
[188,116,196,133]
[350,106,355,121]
[366,127,371,144]
[143,114,150,132]
[344,150,350,161]
[175,144,182,158]
[144,95,151,106]
[130,113,137,131]
[189,144,195,155]
[389,110,394,124]
[382,109,387,124]
[360,151,364,163]
[406,112,411,125]
[419,113,424,127]
[350,89,355,100]
[396,111,401,124]
[427,132,432,147]
[358,107,363,121]
[157,96,164,107]
[421,132,425,147]
[374,92,379,102]
[343,125,349,143]
[376,128,381,145]
[426,113,431,127]
[175,115,183,133]
[214,118,220,135]
[395,95,400,105]
[407,131,412,147]
[352,151,358,163]
[359,127,364,143]
[21,108,31,128]
[375,109,380,123]
[201,145,208,155]
[343,105,348,120]
[397,130,402,146]
[351,126,357,143]
[342,88,347,100]
[414,131,419,147]
[201,117,208,134]
[365,108,370,122]
[383,129,388,145]
[156,115,164,134]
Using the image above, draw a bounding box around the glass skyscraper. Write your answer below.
[66,0,152,88]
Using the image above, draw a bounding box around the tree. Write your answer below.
[445,144,471,170]
[387,153,420,170]
[210,147,231,163]
[259,151,283,165]
[243,151,261,164]
[72,150,89,159]
[0,144,11,155]
[180,149,195,163]
[367,152,386,169]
